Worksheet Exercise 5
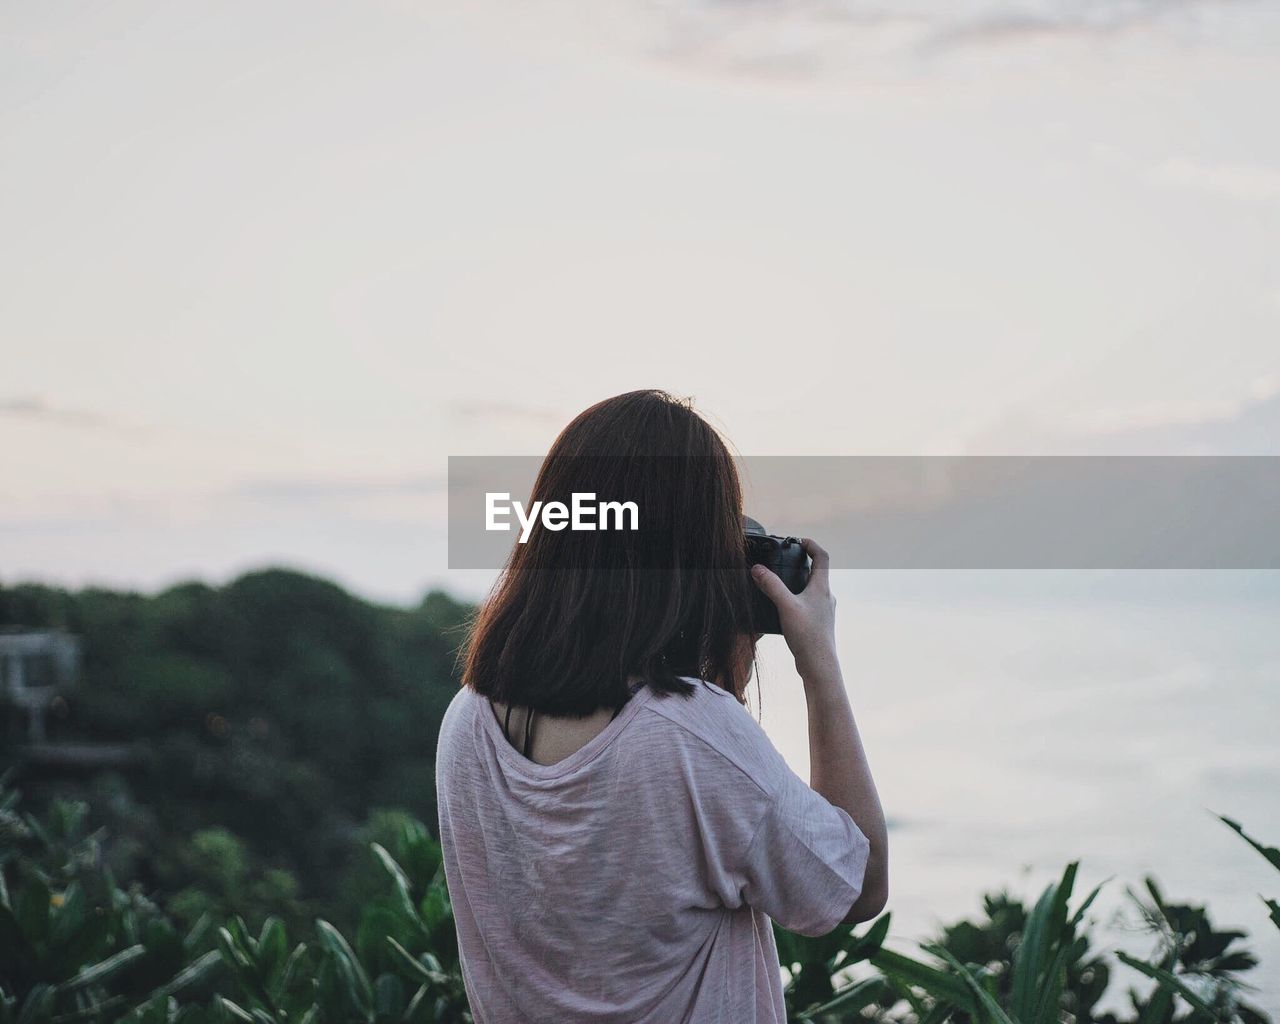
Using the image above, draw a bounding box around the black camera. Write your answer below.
[744,517,810,635]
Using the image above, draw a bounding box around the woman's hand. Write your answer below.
[750,538,839,683]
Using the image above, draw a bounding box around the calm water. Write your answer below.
[751,575,1280,1011]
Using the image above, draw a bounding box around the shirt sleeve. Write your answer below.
[737,763,871,937]
[669,686,872,938]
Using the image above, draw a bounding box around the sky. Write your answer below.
[3,0,1279,604]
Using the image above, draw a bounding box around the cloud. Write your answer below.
[228,474,447,502]
[624,0,1261,80]
[969,376,1280,456]
[0,396,149,434]
[1147,158,1280,203]
[915,0,1227,50]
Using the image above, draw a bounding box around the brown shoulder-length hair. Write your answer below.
[463,389,756,716]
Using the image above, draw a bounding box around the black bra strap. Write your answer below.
[506,680,645,756]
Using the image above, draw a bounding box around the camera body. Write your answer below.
[744,517,810,635]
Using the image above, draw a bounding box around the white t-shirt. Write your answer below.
[435,676,870,1023]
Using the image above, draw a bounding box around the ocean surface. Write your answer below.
[749,573,1280,1013]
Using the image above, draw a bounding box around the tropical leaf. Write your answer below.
[796,976,886,1022]
[871,946,980,1013]
[316,919,375,1020]
[1220,817,1280,872]
[927,945,1017,1024]
[63,943,147,991]
[1116,951,1229,1024]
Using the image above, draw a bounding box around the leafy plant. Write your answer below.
[862,863,1103,1024]
[0,774,220,1022]
[776,913,889,1022]
[2,767,1276,1024]
[1108,817,1279,1024]
[1220,817,1280,935]
[213,827,470,1024]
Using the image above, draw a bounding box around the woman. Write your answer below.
[436,390,888,1023]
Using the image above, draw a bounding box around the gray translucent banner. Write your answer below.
[448,456,1280,570]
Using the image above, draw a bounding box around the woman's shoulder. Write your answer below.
[437,685,481,757]
[639,676,750,735]
[441,683,478,722]
[637,677,788,793]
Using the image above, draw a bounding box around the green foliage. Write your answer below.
[1,572,472,934]
[167,830,303,937]
[1105,888,1259,1024]
[1,775,1276,1024]
[857,852,1270,1024]
[1103,816,1280,1024]
[0,774,221,1021]
[776,913,889,1022]
[863,863,1105,1024]
[0,778,470,1024]
[1220,817,1280,935]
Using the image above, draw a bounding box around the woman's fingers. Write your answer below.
[750,563,797,609]
[801,537,830,589]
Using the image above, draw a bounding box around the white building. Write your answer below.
[0,628,81,744]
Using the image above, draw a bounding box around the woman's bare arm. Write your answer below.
[752,538,889,923]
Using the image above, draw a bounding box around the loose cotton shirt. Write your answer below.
[435,677,870,1024]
